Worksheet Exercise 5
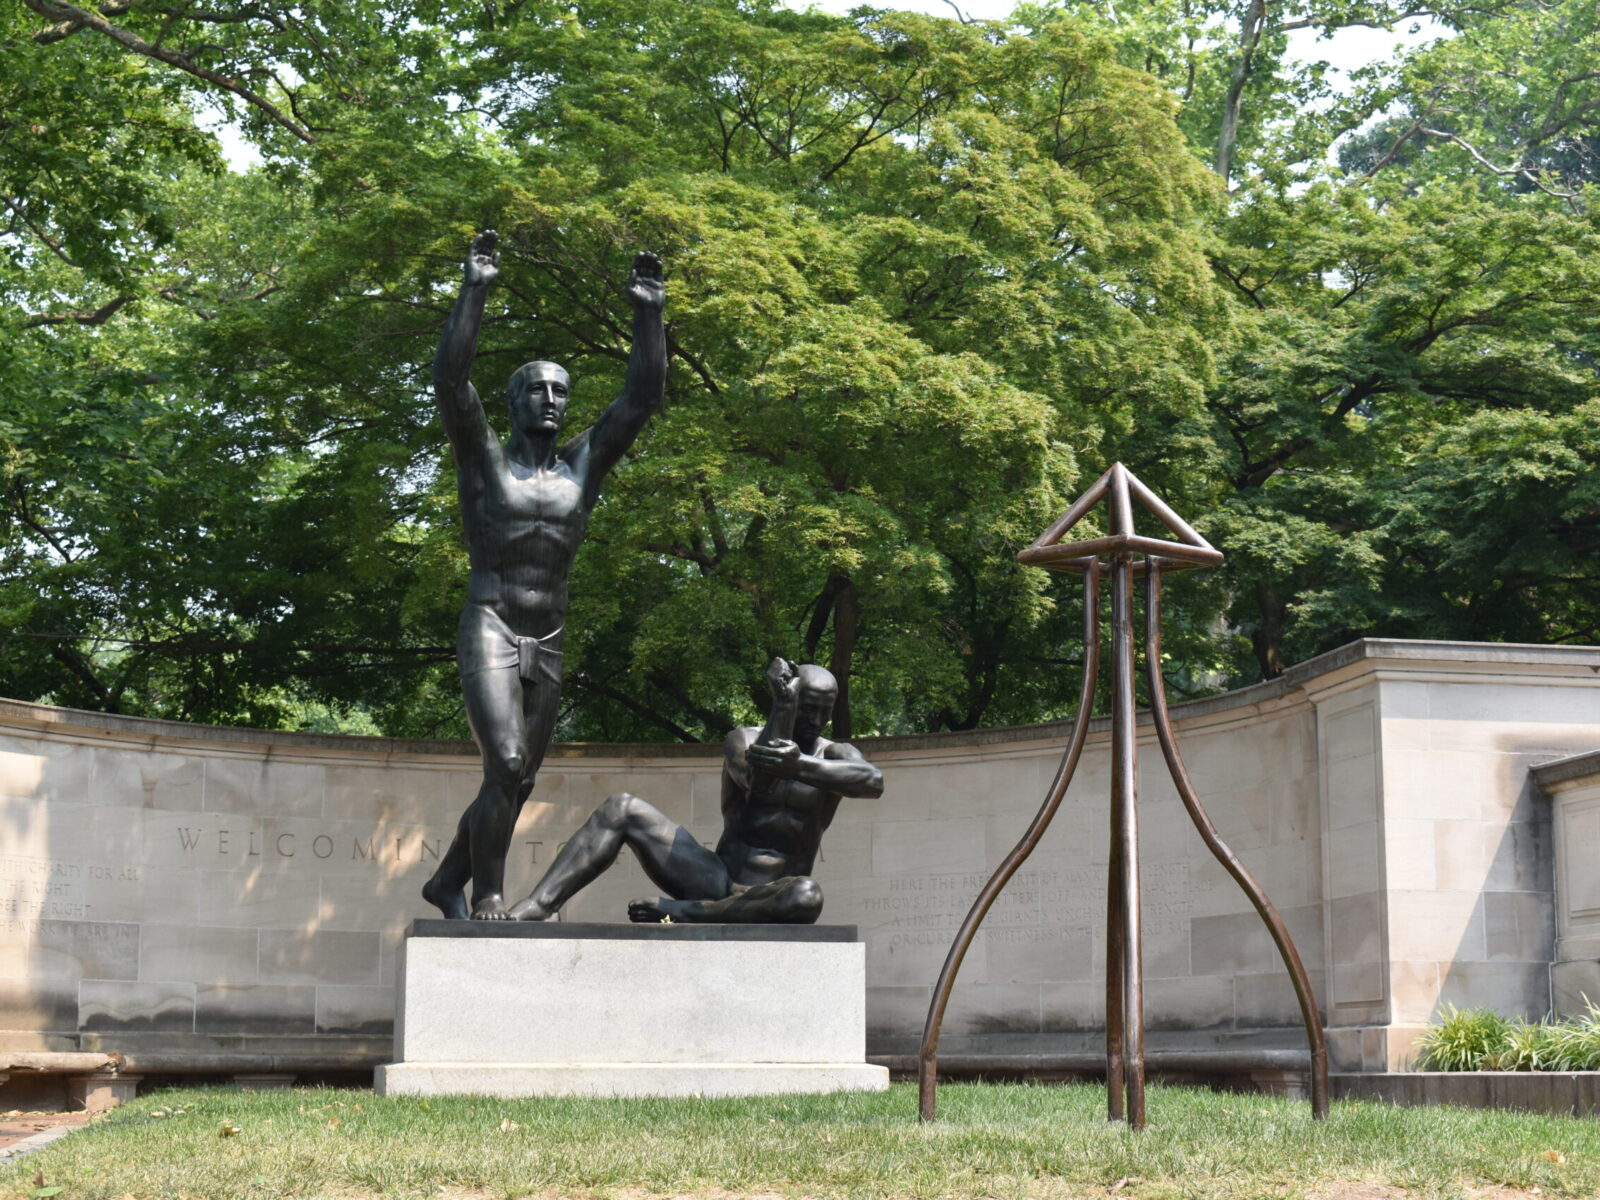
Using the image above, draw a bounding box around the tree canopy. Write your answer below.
[2,0,1596,741]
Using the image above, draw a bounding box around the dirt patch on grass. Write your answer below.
[1310,1187,1547,1200]
[434,1188,1556,1200]
[0,1111,90,1152]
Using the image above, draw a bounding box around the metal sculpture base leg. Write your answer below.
[1109,554,1144,1128]
[1144,562,1329,1118]
[918,561,1101,1122]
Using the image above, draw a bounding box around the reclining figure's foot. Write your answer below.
[507,896,553,921]
[629,897,688,923]
[422,876,469,920]
[471,894,513,920]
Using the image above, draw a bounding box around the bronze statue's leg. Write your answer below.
[508,793,729,921]
[629,877,823,925]
[422,805,474,919]
[443,664,530,920]
[424,640,565,921]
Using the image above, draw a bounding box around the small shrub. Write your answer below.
[1545,996,1600,1071]
[1485,1019,1559,1071]
[1415,997,1600,1071]
[1415,1005,1513,1071]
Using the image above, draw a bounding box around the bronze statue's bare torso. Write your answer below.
[458,445,586,637]
[717,732,843,885]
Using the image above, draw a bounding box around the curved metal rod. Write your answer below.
[918,557,1102,1121]
[1143,559,1330,1119]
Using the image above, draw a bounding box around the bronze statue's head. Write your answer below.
[794,663,838,747]
[507,361,570,435]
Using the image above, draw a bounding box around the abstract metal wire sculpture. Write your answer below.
[917,463,1329,1128]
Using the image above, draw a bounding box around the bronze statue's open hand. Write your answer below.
[465,230,500,288]
[764,656,800,703]
[747,737,801,777]
[626,251,665,311]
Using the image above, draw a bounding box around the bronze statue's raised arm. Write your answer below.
[746,735,884,799]
[796,741,884,799]
[572,251,667,506]
[725,658,798,791]
[433,230,499,460]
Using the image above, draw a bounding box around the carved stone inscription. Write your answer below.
[0,855,123,920]
[172,829,566,866]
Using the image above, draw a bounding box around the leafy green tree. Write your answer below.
[3,0,1596,739]
[4,0,1226,739]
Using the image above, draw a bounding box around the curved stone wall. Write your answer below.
[1,638,1597,1075]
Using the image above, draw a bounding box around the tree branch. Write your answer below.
[1421,126,1582,205]
[21,294,133,328]
[21,0,316,144]
[569,672,703,743]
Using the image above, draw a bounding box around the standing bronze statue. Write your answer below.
[507,657,883,923]
[422,230,667,920]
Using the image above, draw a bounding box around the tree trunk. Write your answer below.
[1250,580,1286,679]
[828,576,859,740]
[1215,0,1266,183]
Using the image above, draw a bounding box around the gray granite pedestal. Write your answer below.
[375,921,888,1098]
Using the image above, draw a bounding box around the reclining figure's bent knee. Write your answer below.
[773,876,824,924]
[595,791,645,831]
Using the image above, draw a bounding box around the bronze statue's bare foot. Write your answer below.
[507,896,552,921]
[628,897,666,923]
[629,897,688,923]
[422,876,469,920]
[471,894,512,920]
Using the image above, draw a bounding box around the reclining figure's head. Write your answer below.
[794,664,838,746]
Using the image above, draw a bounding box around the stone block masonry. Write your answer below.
[0,637,1596,1083]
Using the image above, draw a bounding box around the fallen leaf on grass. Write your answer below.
[327,1117,341,1130]
[219,1121,242,1137]
[499,1118,519,1132]
[1541,1150,1567,1164]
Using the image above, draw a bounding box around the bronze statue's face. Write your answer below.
[794,664,837,745]
[508,361,569,435]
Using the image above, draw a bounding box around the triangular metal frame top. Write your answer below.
[1017,462,1223,573]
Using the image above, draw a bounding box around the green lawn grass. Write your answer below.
[3,1082,1597,1200]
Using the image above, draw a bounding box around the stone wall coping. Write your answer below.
[1,1052,119,1074]
[3,637,1598,763]
[1533,749,1600,792]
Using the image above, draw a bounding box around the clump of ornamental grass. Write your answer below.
[1485,1018,1561,1071]
[1543,996,1600,1071]
[1415,1005,1514,1070]
[1417,998,1600,1071]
